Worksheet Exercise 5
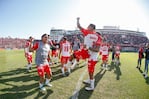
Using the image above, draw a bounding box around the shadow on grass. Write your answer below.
[51,63,85,82]
[145,77,149,85]
[0,88,38,99]
[75,69,106,99]
[0,63,58,99]
[0,67,42,98]
[137,68,149,85]
[109,62,122,80]
[34,89,53,99]
[51,68,65,81]
[50,64,61,69]
[138,68,143,74]
[71,65,85,73]
[0,68,27,77]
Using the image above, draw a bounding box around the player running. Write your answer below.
[59,37,72,76]
[77,17,102,91]
[29,34,52,92]
[24,36,34,72]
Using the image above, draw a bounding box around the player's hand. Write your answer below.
[77,17,80,21]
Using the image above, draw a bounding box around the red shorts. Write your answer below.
[73,50,81,60]
[115,53,120,58]
[61,56,70,64]
[52,50,58,57]
[88,60,97,73]
[26,54,32,63]
[102,55,108,61]
[37,64,51,77]
[79,49,90,59]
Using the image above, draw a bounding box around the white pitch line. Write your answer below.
[71,68,87,99]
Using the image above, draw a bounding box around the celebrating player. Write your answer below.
[29,34,52,92]
[59,37,72,76]
[24,36,34,72]
[77,17,102,91]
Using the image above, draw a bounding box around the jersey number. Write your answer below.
[64,46,69,52]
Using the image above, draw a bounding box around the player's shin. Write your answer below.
[90,79,95,89]
[26,64,31,70]
[39,77,46,91]
[39,83,44,88]
[66,61,72,73]
[45,78,52,87]
[61,66,65,75]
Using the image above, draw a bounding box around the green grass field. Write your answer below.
[0,50,149,99]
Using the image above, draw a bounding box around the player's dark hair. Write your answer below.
[41,33,48,38]
[29,36,33,39]
[63,37,67,40]
[89,24,96,29]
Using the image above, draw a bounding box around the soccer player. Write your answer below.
[77,17,102,91]
[29,34,52,92]
[24,36,34,72]
[143,43,149,78]
[100,41,110,70]
[136,47,144,69]
[59,37,72,76]
[71,37,81,69]
[115,44,121,64]
[51,40,60,64]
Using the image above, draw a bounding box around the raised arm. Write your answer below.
[77,17,83,30]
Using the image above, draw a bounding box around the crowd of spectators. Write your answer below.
[0,33,148,51]
[65,33,148,48]
[102,33,148,47]
[0,37,26,49]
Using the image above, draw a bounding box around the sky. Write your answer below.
[0,0,149,39]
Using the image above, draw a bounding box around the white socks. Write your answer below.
[61,63,71,75]
[39,83,44,88]
[68,67,71,74]
[90,79,95,89]
[67,62,71,73]
[45,78,51,84]
[27,64,31,70]
[61,67,65,74]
